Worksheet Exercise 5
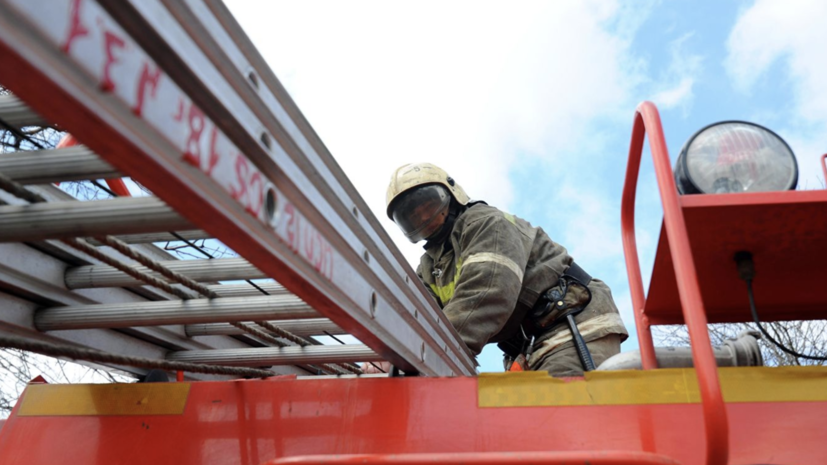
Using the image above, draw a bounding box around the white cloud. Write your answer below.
[726,0,827,189]
[652,77,693,109]
[225,0,649,265]
[726,0,827,120]
[649,33,702,112]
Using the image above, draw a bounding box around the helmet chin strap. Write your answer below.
[423,201,462,250]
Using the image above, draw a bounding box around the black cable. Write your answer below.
[745,279,827,362]
[735,251,827,362]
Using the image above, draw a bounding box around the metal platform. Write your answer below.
[646,190,827,325]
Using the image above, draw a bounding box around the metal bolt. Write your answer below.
[247,70,260,89]
[260,132,272,150]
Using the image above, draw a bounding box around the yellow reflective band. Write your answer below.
[429,258,462,304]
[478,366,827,407]
[528,313,625,366]
[18,383,191,416]
[464,252,524,282]
[503,212,517,225]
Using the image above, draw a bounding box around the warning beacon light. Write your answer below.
[674,121,799,195]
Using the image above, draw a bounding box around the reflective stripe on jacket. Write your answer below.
[416,203,628,358]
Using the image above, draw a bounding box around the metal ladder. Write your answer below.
[0,0,475,378]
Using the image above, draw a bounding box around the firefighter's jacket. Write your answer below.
[416,203,628,364]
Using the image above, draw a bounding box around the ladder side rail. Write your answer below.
[621,101,729,465]
[177,0,458,342]
[96,0,472,375]
[0,0,473,376]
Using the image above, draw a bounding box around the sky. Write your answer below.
[225,0,827,372]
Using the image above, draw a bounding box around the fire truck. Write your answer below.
[0,1,825,464]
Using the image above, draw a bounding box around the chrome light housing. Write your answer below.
[675,121,798,195]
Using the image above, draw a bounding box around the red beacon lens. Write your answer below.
[674,122,798,195]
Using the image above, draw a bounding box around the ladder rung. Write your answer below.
[208,282,289,297]
[167,344,380,366]
[87,230,210,245]
[34,295,318,331]
[65,257,264,289]
[0,197,192,242]
[0,147,118,184]
[185,318,343,337]
[0,95,48,127]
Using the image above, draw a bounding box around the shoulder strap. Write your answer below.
[564,261,592,286]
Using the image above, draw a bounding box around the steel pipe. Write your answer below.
[0,94,48,127]
[0,197,192,242]
[65,257,264,289]
[0,146,118,184]
[167,344,380,366]
[35,295,318,331]
[186,318,343,337]
[597,331,764,371]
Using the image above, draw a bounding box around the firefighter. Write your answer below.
[385,163,628,376]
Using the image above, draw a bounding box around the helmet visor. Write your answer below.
[390,185,451,243]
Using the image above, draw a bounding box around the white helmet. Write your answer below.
[386,163,470,242]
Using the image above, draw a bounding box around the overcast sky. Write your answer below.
[225,0,827,371]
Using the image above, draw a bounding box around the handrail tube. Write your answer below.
[821,154,827,186]
[271,450,681,465]
[620,102,729,465]
[621,112,658,370]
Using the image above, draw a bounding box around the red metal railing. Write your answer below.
[271,450,681,465]
[56,134,132,197]
[620,102,729,465]
[821,153,827,185]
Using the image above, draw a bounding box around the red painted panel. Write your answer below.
[645,190,827,325]
[1,377,825,465]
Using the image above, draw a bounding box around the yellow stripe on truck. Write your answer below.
[478,366,827,407]
[18,383,190,416]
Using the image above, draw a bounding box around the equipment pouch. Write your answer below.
[529,277,591,334]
